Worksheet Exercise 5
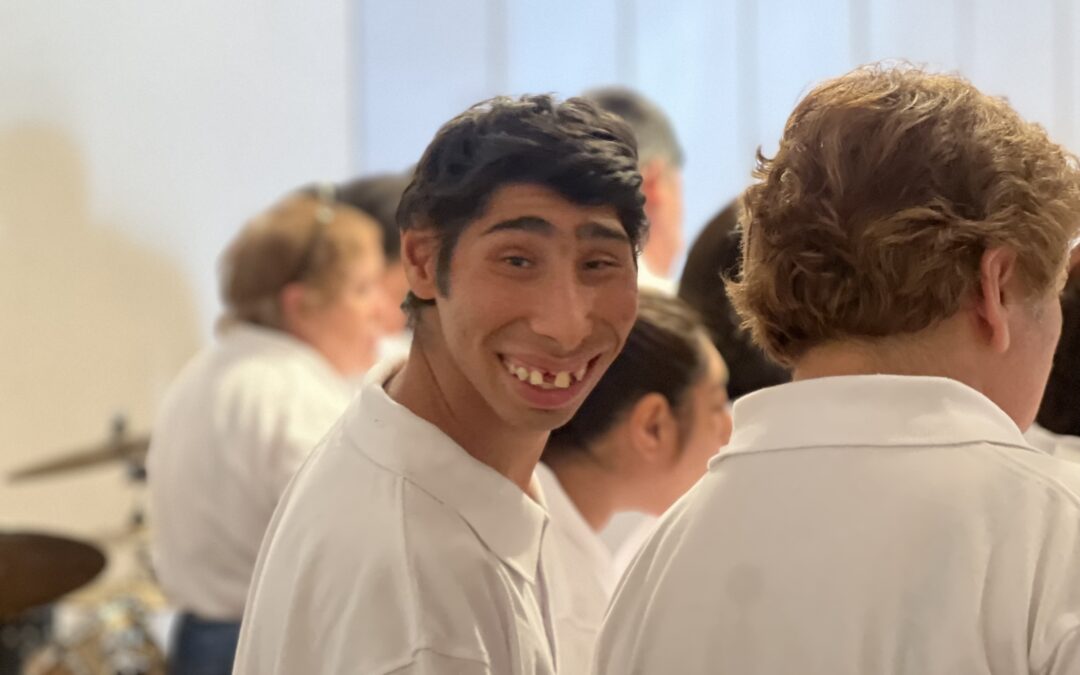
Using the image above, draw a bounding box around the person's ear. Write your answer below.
[973,247,1020,354]
[626,392,681,465]
[639,160,667,211]
[278,282,312,334]
[401,228,440,302]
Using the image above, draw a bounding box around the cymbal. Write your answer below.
[0,532,106,618]
[8,436,149,482]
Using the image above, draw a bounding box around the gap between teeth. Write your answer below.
[503,359,586,389]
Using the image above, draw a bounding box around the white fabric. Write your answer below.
[595,375,1080,675]
[1026,423,1080,464]
[636,260,676,296]
[232,361,558,675]
[147,323,354,619]
[609,514,657,579]
[535,464,616,675]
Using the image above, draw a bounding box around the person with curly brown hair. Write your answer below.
[594,64,1080,675]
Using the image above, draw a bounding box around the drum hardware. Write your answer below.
[0,534,105,620]
[8,417,149,484]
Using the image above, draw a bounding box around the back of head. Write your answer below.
[1037,274,1080,436]
[396,94,647,320]
[728,64,1080,366]
[336,172,411,263]
[546,291,712,456]
[218,191,379,330]
[583,86,684,169]
[679,202,790,399]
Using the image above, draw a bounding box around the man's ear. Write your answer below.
[401,228,440,302]
[973,247,1020,354]
[627,392,681,465]
[639,159,666,211]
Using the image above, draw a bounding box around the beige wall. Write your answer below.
[0,1,352,565]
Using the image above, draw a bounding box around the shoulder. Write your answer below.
[982,443,1080,515]
[240,432,498,672]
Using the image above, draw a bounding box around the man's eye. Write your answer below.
[584,259,618,271]
[504,256,532,268]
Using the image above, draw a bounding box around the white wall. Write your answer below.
[0,0,352,546]
[353,0,1080,255]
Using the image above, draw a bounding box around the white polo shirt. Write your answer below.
[594,375,1080,675]
[147,323,354,619]
[232,363,558,675]
[535,463,615,674]
[1026,423,1080,464]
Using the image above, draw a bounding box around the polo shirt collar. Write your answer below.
[717,375,1031,466]
[347,361,549,583]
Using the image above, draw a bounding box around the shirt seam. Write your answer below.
[378,645,492,674]
[715,438,1039,462]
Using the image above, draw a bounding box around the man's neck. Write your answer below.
[385,337,547,493]
[791,320,977,384]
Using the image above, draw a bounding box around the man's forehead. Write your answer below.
[469,183,627,239]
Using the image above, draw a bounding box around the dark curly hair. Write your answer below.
[396,94,647,319]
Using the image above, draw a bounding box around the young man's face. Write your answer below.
[431,183,639,432]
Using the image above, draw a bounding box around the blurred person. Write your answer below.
[539,290,731,674]
[336,171,412,343]
[1027,259,1080,460]
[147,187,389,675]
[678,200,790,399]
[605,201,794,580]
[585,87,684,294]
[232,94,645,674]
[595,65,1080,674]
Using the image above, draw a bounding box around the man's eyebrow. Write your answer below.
[576,221,629,243]
[482,216,554,237]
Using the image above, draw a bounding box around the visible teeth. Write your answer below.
[574,366,587,382]
[529,370,544,386]
[554,372,572,389]
[515,366,529,381]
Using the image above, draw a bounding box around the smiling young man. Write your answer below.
[231,95,645,675]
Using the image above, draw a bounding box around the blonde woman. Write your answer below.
[147,187,390,674]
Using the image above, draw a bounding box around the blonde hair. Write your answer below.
[218,192,381,330]
[728,64,1080,366]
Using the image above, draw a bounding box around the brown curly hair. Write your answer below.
[727,64,1080,366]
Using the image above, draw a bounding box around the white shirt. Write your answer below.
[595,375,1080,675]
[637,260,676,296]
[147,323,354,619]
[232,362,558,675]
[1026,423,1080,464]
[535,464,615,675]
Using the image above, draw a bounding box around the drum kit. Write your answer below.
[2,423,167,675]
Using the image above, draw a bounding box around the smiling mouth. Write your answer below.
[499,354,596,390]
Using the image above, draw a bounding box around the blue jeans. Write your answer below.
[169,613,241,675]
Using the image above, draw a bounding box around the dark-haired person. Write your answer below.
[678,200,790,400]
[584,87,683,294]
[147,189,389,675]
[336,171,413,351]
[1027,261,1080,461]
[594,65,1080,674]
[538,291,731,673]
[232,95,645,674]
